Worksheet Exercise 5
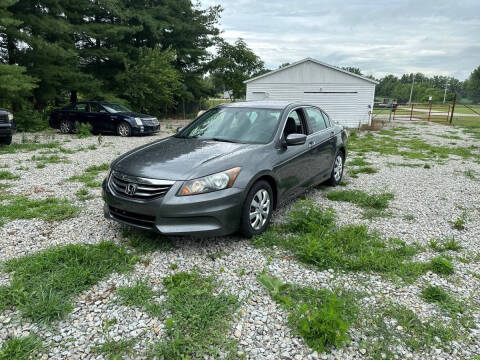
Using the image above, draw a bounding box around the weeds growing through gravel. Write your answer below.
[75,122,93,138]
[348,132,480,162]
[67,163,109,187]
[421,285,465,315]
[121,228,173,254]
[0,194,79,226]
[117,271,240,359]
[348,158,371,166]
[451,212,467,230]
[0,170,19,180]
[0,242,138,322]
[30,154,70,168]
[93,318,137,359]
[326,189,394,219]
[430,257,455,275]
[429,237,462,252]
[0,141,60,155]
[0,335,43,360]
[75,188,94,201]
[253,200,434,282]
[258,274,356,353]
[349,166,377,178]
[464,169,479,181]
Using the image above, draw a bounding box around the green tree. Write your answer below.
[342,66,362,75]
[209,39,265,101]
[466,66,480,103]
[0,64,37,108]
[116,46,181,114]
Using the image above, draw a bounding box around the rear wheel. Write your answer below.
[328,151,344,186]
[59,119,73,134]
[117,122,131,137]
[240,180,273,238]
[0,135,12,145]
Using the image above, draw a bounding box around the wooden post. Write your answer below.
[427,102,432,122]
[449,94,456,124]
[409,103,414,121]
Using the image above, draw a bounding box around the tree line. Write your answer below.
[0,0,265,129]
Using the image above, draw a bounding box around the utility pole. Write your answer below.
[408,75,415,104]
[443,77,449,104]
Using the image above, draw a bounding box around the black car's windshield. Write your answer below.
[102,103,131,113]
[177,107,282,144]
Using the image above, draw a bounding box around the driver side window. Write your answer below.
[283,109,306,138]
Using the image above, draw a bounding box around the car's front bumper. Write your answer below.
[0,122,15,136]
[102,179,245,237]
[131,124,160,135]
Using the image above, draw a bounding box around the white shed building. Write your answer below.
[245,58,378,128]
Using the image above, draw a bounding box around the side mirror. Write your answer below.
[285,133,307,146]
[176,126,183,133]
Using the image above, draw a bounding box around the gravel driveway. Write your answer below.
[0,120,479,359]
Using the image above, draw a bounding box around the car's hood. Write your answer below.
[116,111,155,119]
[112,137,254,180]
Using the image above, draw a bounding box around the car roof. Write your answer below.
[218,101,306,110]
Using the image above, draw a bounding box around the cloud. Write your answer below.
[200,0,480,80]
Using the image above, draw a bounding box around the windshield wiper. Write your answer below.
[208,137,240,143]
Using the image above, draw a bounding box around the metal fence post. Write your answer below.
[449,94,456,124]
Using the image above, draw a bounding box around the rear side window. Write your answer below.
[89,103,106,113]
[305,108,327,134]
[73,103,88,112]
[321,111,331,127]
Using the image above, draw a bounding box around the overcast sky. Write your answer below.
[200,0,480,80]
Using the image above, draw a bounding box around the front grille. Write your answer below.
[142,118,159,127]
[0,114,8,123]
[108,171,175,200]
[109,206,155,228]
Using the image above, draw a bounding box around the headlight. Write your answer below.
[134,117,142,125]
[8,114,13,121]
[178,167,241,196]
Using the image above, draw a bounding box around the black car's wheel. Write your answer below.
[0,135,12,145]
[117,122,131,137]
[59,119,73,134]
[240,180,273,238]
[328,151,344,186]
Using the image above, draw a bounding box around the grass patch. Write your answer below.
[421,285,465,315]
[0,171,19,180]
[0,194,79,226]
[30,154,70,168]
[326,190,394,218]
[429,237,462,252]
[348,157,371,166]
[67,163,109,187]
[93,318,137,359]
[258,274,355,353]
[149,271,240,359]
[0,241,138,322]
[0,141,61,155]
[253,200,428,283]
[349,166,377,178]
[464,169,479,181]
[348,131,480,162]
[117,279,156,308]
[404,214,415,221]
[451,212,467,230]
[0,335,43,360]
[430,257,454,275]
[75,188,94,201]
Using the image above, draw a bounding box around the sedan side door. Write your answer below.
[273,108,313,202]
[88,103,113,133]
[70,102,89,126]
[304,107,336,183]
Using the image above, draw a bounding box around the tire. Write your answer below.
[0,135,12,145]
[239,180,274,238]
[328,151,344,186]
[59,119,73,134]
[117,122,131,137]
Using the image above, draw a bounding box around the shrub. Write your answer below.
[75,122,93,138]
[14,108,49,132]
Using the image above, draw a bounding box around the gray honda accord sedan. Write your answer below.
[102,101,348,237]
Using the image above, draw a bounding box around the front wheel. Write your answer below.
[240,180,273,238]
[328,151,344,186]
[117,122,131,137]
[0,135,12,145]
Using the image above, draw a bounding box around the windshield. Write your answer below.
[102,103,131,113]
[177,107,282,144]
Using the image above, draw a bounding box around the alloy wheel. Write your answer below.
[118,123,129,137]
[334,155,343,182]
[249,189,270,230]
[60,120,70,133]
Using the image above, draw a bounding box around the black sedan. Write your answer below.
[49,101,160,137]
[103,101,348,237]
